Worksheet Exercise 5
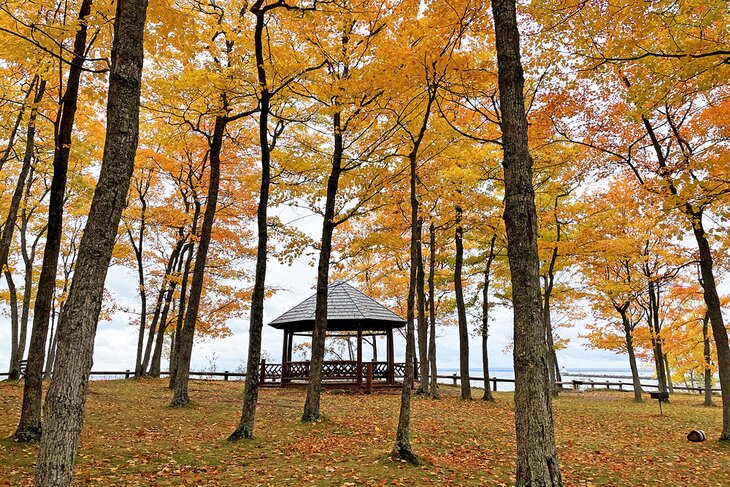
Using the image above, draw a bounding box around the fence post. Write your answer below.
[618,381,623,391]
[590,380,594,389]
[260,359,266,385]
[492,378,497,392]
[573,380,579,391]
[125,370,131,379]
[224,370,229,381]
[452,373,457,386]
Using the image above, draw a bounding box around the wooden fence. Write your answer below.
[439,373,722,394]
[1,369,721,394]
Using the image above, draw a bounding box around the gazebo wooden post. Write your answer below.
[387,328,395,385]
[281,329,289,385]
[357,329,363,388]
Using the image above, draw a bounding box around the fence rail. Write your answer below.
[437,373,722,394]
[1,369,722,394]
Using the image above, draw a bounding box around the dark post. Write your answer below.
[357,329,363,388]
[281,330,288,370]
[413,356,418,381]
[492,378,497,392]
[125,370,131,379]
[366,362,373,394]
[387,328,395,385]
[224,371,229,381]
[260,359,266,385]
[452,373,457,385]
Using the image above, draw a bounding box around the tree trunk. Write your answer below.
[543,277,558,397]
[300,110,343,422]
[169,240,195,387]
[44,305,59,380]
[18,210,39,378]
[151,244,185,377]
[392,127,421,466]
[428,221,439,399]
[702,311,714,407]
[664,354,674,394]
[692,219,730,438]
[5,271,20,381]
[618,306,642,402]
[646,279,668,396]
[0,77,44,274]
[142,238,182,373]
[227,4,274,438]
[454,207,471,400]
[492,0,563,483]
[482,234,496,401]
[34,0,148,481]
[170,116,225,406]
[15,0,92,443]
[416,217,429,394]
[132,224,147,377]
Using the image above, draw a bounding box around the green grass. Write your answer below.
[1,379,729,485]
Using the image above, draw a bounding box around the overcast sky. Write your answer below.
[0,206,641,376]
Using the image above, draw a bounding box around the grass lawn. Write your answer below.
[1,379,729,486]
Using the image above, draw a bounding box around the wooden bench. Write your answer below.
[17,359,28,383]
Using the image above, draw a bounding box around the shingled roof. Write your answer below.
[268,280,406,332]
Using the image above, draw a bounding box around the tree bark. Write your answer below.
[168,239,197,387]
[15,0,92,443]
[693,218,730,438]
[482,234,496,401]
[227,2,274,438]
[150,243,186,377]
[299,110,343,423]
[170,116,225,406]
[664,354,674,393]
[5,271,20,380]
[646,279,669,397]
[617,305,642,401]
[34,0,148,481]
[428,221,439,399]
[141,237,182,373]
[492,0,563,483]
[454,207,471,400]
[416,217,429,394]
[702,311,714,407]
[131,221,147,377]
[44,304,59,380]
[392,122,420,466]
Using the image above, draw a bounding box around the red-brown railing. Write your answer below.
[279,360,405,383]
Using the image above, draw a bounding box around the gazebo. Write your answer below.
[265,280,408,390]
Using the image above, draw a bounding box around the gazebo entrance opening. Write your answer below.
[265,280,409,390]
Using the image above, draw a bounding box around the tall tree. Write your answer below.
[481,233,497,401]
[454,205,471,400]
[15,0,93,442]
[33,0,148,481]
[492,0,563,483]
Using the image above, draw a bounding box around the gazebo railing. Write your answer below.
[278,360,406,383]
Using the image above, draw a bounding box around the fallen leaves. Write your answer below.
[1,380,729,486]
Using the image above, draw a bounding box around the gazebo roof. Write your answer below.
[268,280,406,332]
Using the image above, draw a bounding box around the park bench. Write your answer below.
[16,359,28,383]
